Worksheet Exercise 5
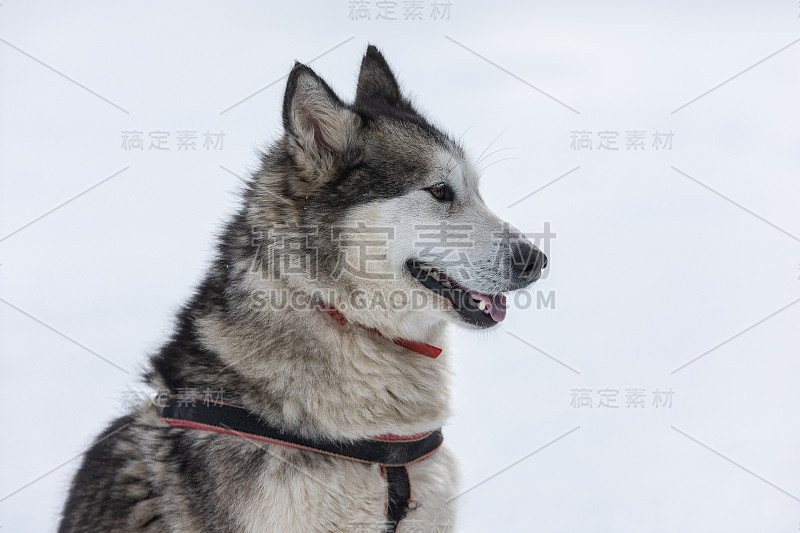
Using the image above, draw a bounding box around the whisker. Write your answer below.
[456,126,472,147]
[475,128,509,164]
[479,157,520,173]
[478,147,514,164]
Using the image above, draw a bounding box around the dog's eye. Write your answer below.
[427,183,454,203]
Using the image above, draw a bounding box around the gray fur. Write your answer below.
[59,45,545,533]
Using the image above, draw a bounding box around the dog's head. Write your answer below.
[249,46,546,337]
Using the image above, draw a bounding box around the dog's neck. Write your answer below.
[319,304,443,358]
[148,268,453,441]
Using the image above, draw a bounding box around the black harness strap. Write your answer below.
[384,465,412,532]
[160,398,442,529]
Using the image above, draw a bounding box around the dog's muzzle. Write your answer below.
[510,240,548,289]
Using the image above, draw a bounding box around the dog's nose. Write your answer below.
[511,242,547,286]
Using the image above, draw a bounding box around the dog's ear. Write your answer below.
[282,62,359,155]
[355,45,409,108]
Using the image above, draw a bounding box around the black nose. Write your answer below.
[511,241,547,286]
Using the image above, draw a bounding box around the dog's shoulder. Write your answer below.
[59,414,152,532]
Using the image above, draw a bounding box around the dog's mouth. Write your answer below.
[406,259,506,328]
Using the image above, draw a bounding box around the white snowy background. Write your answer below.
[2,1,800,531]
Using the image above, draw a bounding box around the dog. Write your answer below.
[58,45,546,533]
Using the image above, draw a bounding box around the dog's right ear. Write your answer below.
[282,62,359,157]
[355,45,410,109]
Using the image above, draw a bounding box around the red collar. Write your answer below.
[321,305,442,359]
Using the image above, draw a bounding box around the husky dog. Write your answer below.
[59,46,546,532]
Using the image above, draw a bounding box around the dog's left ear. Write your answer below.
[282,62,359,156]
[355,45,410,109]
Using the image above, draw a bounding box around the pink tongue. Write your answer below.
[472,292,507,322]
[489,294,507,322]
